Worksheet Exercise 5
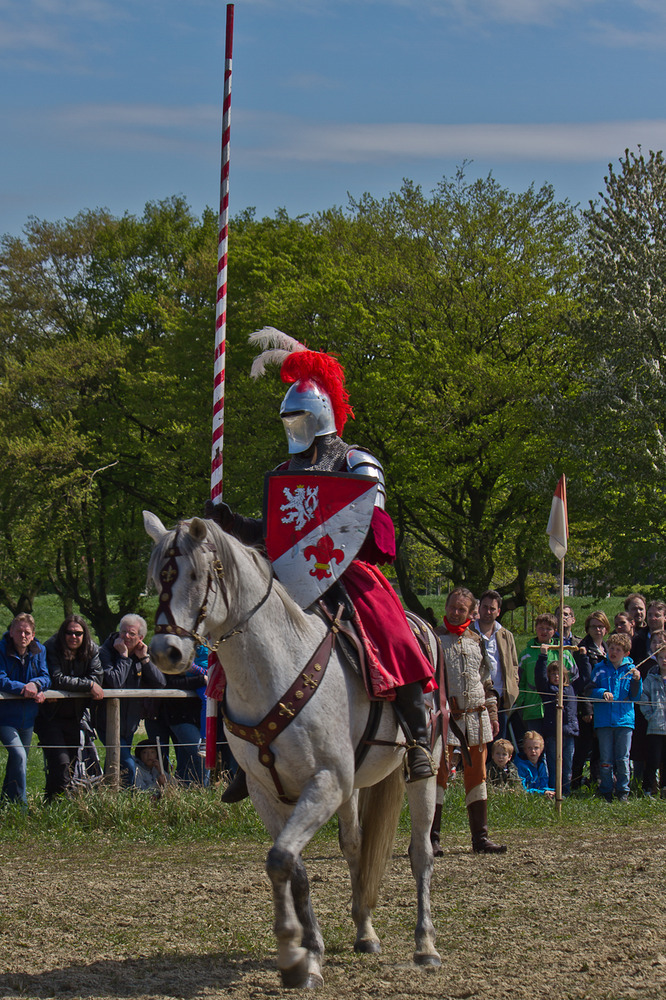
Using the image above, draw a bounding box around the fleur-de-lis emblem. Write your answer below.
[303,534,344,581]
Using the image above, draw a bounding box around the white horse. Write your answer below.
[143,511,441,989]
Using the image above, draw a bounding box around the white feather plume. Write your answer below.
[249,327,307,379]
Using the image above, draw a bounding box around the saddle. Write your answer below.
[315,581,441,697]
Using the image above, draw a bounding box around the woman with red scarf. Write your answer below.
[431,587,506,856]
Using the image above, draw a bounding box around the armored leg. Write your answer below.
[221,767,249,803]
[393,682,437,782]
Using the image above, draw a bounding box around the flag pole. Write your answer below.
[556,556,564,816]
[206,4,234,772]
[546,474,568,817]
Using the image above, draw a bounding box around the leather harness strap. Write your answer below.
[222,609,343,805]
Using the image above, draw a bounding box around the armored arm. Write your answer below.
[346,448,387,510]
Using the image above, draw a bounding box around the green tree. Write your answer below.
[0,199,218,636]
[561,148,666,592]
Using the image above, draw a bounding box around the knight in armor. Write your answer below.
[206,328,437,803]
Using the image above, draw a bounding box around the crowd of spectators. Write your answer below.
[2,589,666,809]
[0,612,211,805]
[477,591,666,801]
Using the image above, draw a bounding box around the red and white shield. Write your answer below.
[264,471,378,607]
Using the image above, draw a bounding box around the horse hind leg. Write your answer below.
[342,768,406,955]
[338,793,381,954]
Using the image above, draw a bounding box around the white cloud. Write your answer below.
[238,115,666,165]
[0,0,127,65]
[7,102,666,166]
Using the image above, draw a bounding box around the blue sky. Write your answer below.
[2,0,666,237]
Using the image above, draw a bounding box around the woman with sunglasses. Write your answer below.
[35,615,104,800]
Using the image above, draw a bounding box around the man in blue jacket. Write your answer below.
[0,614,51,805]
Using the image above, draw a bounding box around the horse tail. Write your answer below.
[357,766,405,910]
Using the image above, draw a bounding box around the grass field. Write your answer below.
[1,761,663,848]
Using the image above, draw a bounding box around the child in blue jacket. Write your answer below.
[588,632,642,802]
[514,731,555,798]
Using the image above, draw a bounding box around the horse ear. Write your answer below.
[189,517,208,543]
[143,510,167,543]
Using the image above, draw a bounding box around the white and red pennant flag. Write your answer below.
[546,474,568,561]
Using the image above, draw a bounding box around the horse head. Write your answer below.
[143,510,231,674]
[143,510,277,675]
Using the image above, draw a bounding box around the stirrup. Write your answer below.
[404,743,437,783]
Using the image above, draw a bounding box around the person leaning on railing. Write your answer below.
[95,614,165,787]
[34,615,104,801]
[0,613,50,806]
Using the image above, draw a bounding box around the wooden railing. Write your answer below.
[0,689,200,791]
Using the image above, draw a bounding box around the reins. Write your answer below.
[153,527,274,652]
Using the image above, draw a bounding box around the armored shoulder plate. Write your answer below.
[345,448,386,510]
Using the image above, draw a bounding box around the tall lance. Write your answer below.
[206,4,234,770]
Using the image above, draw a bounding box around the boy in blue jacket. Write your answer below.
[589,632,642,802]
[514,731,555,798]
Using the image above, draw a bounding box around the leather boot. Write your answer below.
[430,803,443,857]
[221,767,249,803]
[467,798,507,854]
[393,682,437,782]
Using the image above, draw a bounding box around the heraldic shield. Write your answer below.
[264,471,378,608]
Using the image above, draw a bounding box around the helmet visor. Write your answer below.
[282,411,318,454]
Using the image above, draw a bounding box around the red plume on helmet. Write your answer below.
[249,327,354,436]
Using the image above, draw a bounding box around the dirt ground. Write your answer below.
[1,824,665,1000]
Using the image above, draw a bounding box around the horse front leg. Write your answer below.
[292,856,325,978]
[337,793,381,954]
[266,844,322,988]
[405,776,441,967]
[262,771,345,988]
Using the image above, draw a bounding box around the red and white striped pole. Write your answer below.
[210,3,234,506]
[207,3,234,771]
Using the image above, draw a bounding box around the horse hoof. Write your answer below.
[281,953,316,989]
[414,952,441,968]
[354,938,382,954]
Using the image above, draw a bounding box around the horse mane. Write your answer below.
[147,518,309,635]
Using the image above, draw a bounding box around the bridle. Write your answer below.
[153,527,274,652]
